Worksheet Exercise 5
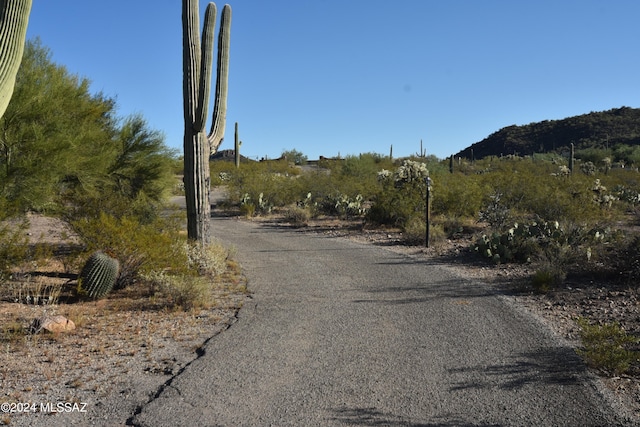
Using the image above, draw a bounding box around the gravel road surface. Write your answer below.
[131,213,631,426]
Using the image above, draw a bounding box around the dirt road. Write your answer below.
[132,214,631,426]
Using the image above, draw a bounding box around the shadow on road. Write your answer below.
[448,346,586,391]
[352,277,498,305]
[329,406,503,426]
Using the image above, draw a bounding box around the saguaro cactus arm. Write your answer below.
[182,0,201,128]
[195,3,216,132]
[208,4,231,152]
[0,0,32,120]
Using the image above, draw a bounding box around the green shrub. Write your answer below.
[142,240,231,310]
[183,240,228,277]
[71,212,188,288]
[0,219,29,275]
[402,216,426,245]
[530,264,566,293]
[367,160,429,228]
[431,172,487,219]
[576,317,639,375]
[144,271,211,310]
[402,217,446,246]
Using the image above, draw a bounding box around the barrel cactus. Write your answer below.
[0,0,32,120]
[78,251,120,299]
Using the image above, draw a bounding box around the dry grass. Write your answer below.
[0,214,249,424]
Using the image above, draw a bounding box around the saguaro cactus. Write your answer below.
[182,1,231,242]
[569,142,575,174]
[234,121,241,168]
[0,0,32,120]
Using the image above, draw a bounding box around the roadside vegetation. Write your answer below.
[0,38,245,354]
[212,149,640,376]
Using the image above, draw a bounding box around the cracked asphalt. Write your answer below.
[132,214,631,426]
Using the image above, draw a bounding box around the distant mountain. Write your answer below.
[455,107,640,160]
[210,149,253,163]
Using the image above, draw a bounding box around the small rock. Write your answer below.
[35,315,76,333]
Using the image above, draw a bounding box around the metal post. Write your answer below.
[425,177,432,248]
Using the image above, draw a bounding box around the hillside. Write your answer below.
[455,107,640,160]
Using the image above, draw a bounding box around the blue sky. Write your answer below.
[25,1,640,160]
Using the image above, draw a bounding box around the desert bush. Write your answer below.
[0,219,29,275]
[71,212,187,288]
[210,160,238,186]
[142,240,231,310]
[281,149,308,165]
[402,216,426,245]
[436,216,480,240]
[402,217,446,246]
[283,206,310,226]
[473,157,621,224]
[367,160,429,228]
[478,192,512,229]
[576,317,639,375]
[183,240,229,278]
[530,264,567,293]
[144,271,211,310]
[223,155,382,219]
[317,193,365,218]
[431,172,487,219]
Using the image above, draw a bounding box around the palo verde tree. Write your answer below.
[182,1,231,243]
[0,0,32,120]
[1,39,176,218]
[0,39,118,212]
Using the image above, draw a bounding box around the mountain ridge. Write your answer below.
[455,106,640,160]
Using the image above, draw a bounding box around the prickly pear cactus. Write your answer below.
[78,251,120,299]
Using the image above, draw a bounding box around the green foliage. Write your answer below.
[576,317,639,375]
[367,160,429,228]
[0,39,177,216]
[0,217,28,275]
[0,0,32,120]
[0,39,118,212]
[108,114,177,203]
[530,264,566,293]
[142,241,232,310]
[146,272,211,310]
[474,219,610,264]
[402,216,427,245]
[78,251,120,299]
[222,156,377,219]
[604,234,640,284]
[431,171,487,219]
[281,149,308,165]
[576,147,610,166]
[71,212,188,288]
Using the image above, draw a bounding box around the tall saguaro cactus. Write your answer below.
[0,0,32,120]
[234,121,241,168]
[182,1,231,242]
